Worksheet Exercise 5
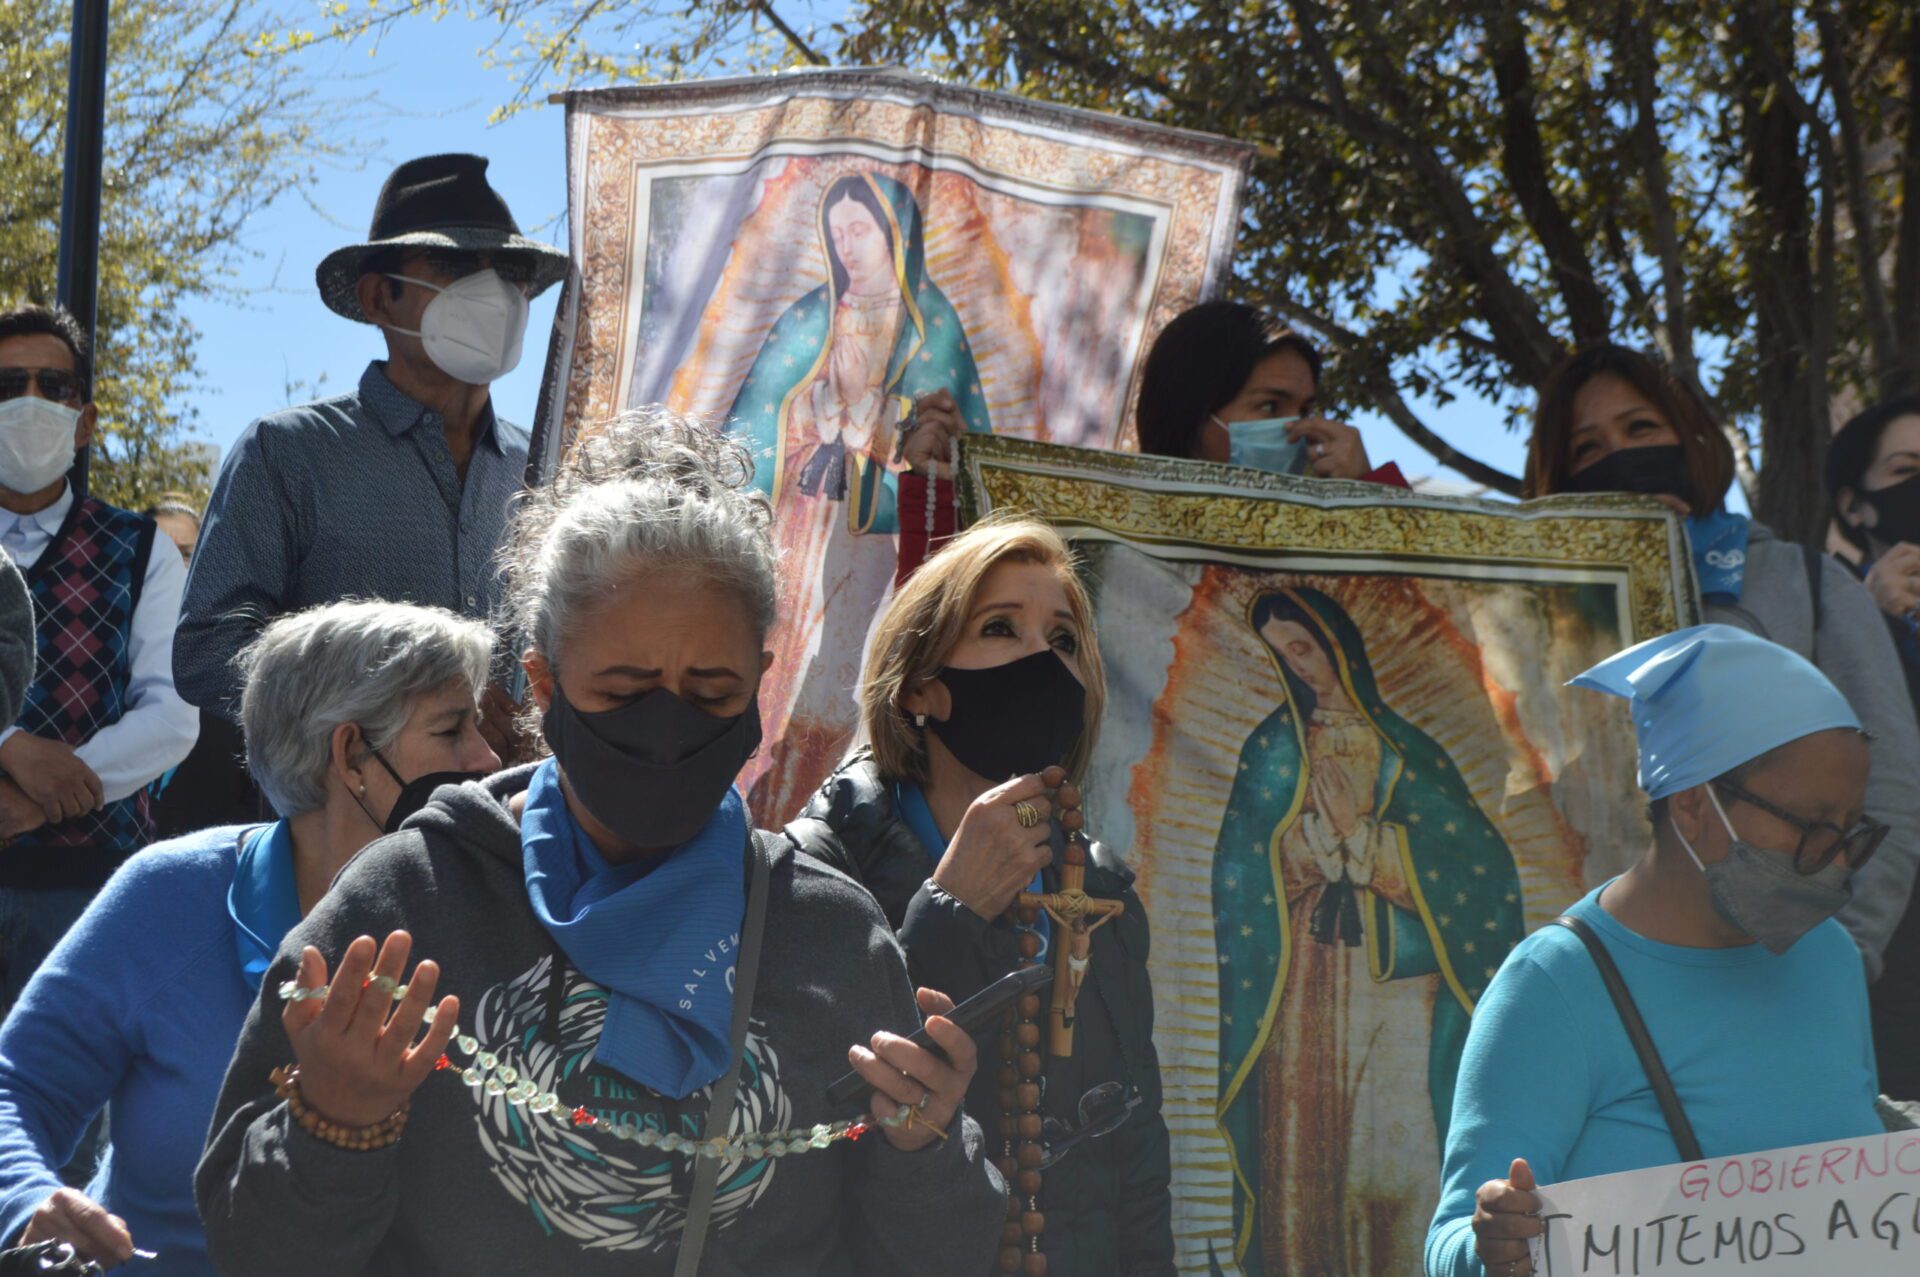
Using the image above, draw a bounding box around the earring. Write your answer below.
[913,713,927,728]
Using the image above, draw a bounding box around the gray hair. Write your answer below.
[501,407,777,668]
[237,600,494,816]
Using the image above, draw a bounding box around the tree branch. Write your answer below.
[1285,0,1564,386]
[1814,0,1897,388]
[1486,11,1611,343]
[1616,0,1699,388]
[1893,11,1920,389]
[756,1,827,66]
[1269,298,1523,495]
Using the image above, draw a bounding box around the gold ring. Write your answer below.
[1013,800,1042,829]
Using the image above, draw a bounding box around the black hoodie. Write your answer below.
[195,766,1006,1276]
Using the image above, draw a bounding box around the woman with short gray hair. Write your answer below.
[0,600,497,1271]
[199,408,1006,1276]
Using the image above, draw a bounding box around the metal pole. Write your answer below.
[55,0,110,496]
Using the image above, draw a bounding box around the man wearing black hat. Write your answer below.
[174,155,567,769]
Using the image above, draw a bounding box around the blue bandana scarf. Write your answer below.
[1686,509,1751,602]
[895,780,1049,958]
[227,821,301,992]
[522,759,747,1099]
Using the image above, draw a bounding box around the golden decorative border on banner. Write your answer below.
[561,83,1247,452]
[960,434,1700,642]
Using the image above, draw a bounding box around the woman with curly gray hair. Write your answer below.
[197,409,1006,1277]
[0,600,496,1271]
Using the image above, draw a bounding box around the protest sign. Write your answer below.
[1533,1131,1920,1276]
[959,435,1699,1274]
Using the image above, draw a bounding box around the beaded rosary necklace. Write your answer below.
[278,980,910,1161]
[990,771,1091,1277]
[927,434,960,539]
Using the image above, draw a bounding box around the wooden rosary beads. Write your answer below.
[993,766,1086,1276]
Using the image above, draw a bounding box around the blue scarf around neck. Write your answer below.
[1686,509,1751,602]
[522,759,747,1099]
[227,820,301,993]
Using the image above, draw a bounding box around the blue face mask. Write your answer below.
[1216,415,1308,475]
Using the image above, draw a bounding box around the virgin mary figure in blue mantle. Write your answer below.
[725,170,991,818]
[1210,587,1524,1276]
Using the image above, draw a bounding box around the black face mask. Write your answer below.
[1861,473,1920,548]
[1563,443,1692,502]
[927,648,1087,781]
[542,685,762,848]
[363,748,489,836]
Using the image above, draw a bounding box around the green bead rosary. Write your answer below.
[279,977,909,1159]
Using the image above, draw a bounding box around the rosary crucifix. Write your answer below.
[1016,823,1124,1058]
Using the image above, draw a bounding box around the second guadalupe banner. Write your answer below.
[959,435,1701,1276]
[538,69,1252,822]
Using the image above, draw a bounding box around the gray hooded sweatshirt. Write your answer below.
[1706,522,1920,980]
[195,767,1006,1276]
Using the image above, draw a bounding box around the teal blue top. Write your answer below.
[1424,883,1881,1276]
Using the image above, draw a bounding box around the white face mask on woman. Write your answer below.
[0,395,79,494]
[384,268,529,386]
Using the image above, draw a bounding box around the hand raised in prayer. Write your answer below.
[1310,763,1362,840]
[20,1187,135,1268]
[933,771,1056,920]
[904,389,966,477]
[828,336,872,416]
[1472,1157,1543,1276]
[0,732,103,824]
[846,987,977,1153]
[282,931,459,1130]
[1865,542,1920,621]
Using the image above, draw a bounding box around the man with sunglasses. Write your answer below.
[174,154,566,794]
[0,305,197,1013]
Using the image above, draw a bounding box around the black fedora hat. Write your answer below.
[316,153,570,323]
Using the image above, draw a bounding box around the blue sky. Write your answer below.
[175,9,1536,492]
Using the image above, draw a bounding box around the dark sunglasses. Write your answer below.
[0,368,82,405]
[1037,1081,1142,1170]
[1712,778,1888,876]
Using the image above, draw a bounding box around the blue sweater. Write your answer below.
[0,826,266,1275]
[1425,883,1882,1277]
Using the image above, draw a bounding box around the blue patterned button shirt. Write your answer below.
[174,362,528,716]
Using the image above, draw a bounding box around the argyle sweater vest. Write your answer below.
[2,497,156,889]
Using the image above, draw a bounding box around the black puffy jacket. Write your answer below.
[787,753,1175,1277]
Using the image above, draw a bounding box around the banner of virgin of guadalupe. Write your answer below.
[535,70,1252,823]
[957,436,1702,1277]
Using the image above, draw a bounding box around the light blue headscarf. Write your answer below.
[1569,624,1861,798]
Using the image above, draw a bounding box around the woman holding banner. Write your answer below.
[1426,625,1886,1277]
[787,516,1175,1277]
[1525,343,1920,988]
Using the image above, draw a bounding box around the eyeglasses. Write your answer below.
[0,368,82,405]
[1712,778,1888,876]
[1036,1082,1142,1169]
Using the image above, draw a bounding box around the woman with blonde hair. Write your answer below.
[789,515,1174,1277]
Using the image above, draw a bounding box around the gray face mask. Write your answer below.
[1674,786,1853,954]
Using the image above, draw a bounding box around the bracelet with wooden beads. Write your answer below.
[270,1064,409,1151]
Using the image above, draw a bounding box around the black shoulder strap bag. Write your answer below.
[1550,915,1705,1163]
[672,830,775,1277]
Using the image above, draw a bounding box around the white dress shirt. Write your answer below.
[0,485,198,802]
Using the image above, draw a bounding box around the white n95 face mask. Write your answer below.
[0,396,80,494]
[384,268,529,386]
